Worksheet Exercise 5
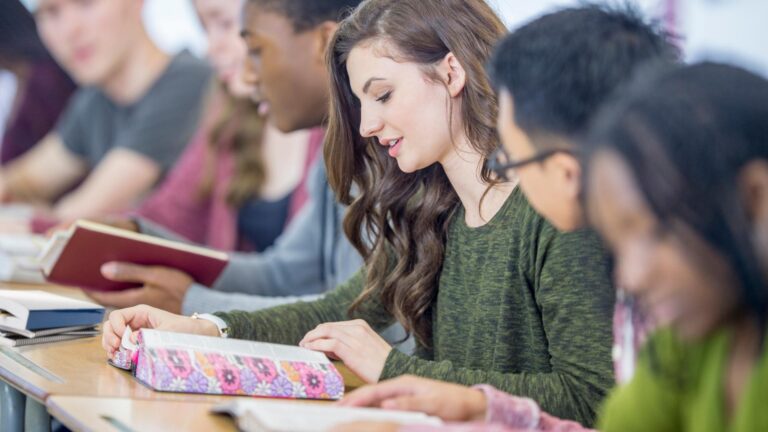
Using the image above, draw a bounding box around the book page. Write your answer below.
[140,330,329,363]
[214,400,443,432]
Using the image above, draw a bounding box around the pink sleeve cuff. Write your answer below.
[472,384,541,429]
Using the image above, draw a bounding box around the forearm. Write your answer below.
[381,351,606,427]
[213,269,394,345]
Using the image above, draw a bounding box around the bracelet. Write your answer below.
[191,312,229,338]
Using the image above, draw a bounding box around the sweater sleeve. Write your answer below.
[212,267,395,345]
[381,228,615,427]
[597,330,684,432]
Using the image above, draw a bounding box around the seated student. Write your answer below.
[101,0,615,426]
[591,63,768,432]
[85,0,369,318]
[0,0,76,164]
[331,6,678,432]
[0,0,211,228]
[110,0,318,253]
[82,0,323,315]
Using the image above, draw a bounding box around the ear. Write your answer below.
[550,153,582,200]
[739,160,768,223]
[437,52,467,98]
[312,21,340,64]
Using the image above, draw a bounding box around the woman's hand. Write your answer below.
[299,319,392,383]
[339,375,488,422]
[101,304,219,358]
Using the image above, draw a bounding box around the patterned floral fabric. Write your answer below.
[109,332,344,400]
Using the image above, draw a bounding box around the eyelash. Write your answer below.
[376,91,392,103]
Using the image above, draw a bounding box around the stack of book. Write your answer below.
[0,290,104,347]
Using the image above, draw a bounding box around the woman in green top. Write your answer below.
[101,0,614,425]
[587,63,768,431]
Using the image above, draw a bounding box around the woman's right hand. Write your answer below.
[101,304,219,358]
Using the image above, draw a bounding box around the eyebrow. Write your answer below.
[362,78,385,94]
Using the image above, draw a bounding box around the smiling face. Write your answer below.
[241,4,331,132]
[587,150,742,341]
[346,42,465,173]
[194,0,253,98]
[35,0,144,86]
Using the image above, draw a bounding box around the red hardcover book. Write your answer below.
[40,221,229,292]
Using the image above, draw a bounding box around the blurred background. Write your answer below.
[3,0,766,141]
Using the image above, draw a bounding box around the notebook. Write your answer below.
[212,399,443,432]
[40,220,229,292]
[0,330,98,347]
[0,290,104,331]
[110,328,345,400]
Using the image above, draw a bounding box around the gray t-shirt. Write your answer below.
[56,50,212,171]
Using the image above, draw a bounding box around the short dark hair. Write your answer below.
[0,0,48,64]
[247,0,363,31]
[489,4,678,141]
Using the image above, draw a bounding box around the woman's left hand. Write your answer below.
[299,319,392,383]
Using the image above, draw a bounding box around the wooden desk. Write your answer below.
[47,396,238,432]
[0,282,363,431]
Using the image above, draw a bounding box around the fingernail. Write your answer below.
[101,263,116,277]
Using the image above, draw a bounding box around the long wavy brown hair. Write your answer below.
[324,0,506,346]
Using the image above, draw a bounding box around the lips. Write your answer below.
[379,137,403,158]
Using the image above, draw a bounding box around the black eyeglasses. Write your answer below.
[486,146,574,181]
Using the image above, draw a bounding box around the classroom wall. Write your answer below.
[16,0,768,75]
[489,0,768,76]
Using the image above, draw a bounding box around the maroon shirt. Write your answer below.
[1,59,76,164]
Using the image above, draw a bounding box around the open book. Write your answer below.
[111,329,345,400]
[40,220,229,291]
[213,399,443,432]
[0,290,104,331]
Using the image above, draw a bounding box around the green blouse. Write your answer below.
[599,326,768,432]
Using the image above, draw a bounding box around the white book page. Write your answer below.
[140,330,329,363]
[213,400,443,432]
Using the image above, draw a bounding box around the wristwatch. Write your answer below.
[191,312,229,338]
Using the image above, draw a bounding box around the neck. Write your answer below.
[440,135,514,228]
[101,32,169,105]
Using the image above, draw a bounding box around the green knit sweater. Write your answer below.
[215,187,615,426]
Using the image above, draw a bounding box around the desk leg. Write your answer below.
[0,381,25,432]
[26,397,51,432]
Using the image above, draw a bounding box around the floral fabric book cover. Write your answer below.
[110,328,344,400]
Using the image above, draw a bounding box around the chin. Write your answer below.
[394,158,425,174]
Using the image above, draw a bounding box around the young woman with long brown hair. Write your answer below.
[101,0,615,425]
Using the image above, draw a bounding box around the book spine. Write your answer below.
[133,345,344,400]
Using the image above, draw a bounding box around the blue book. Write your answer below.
[0,290,104,331]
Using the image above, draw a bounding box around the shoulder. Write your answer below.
[164,50,213,83]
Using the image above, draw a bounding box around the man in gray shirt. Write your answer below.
[0,0,211,226]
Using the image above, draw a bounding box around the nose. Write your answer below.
[359,106,383,138]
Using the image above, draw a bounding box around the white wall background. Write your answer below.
[17,0,768,76]
[488,0,768,76]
